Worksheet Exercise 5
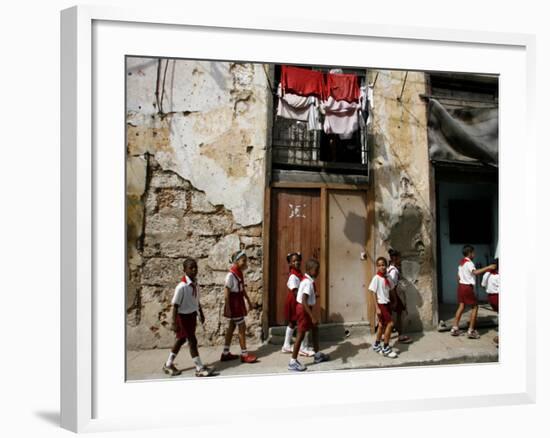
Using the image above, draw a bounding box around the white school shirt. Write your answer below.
[387,265,400,287]
[368,274,394,305]
[287,273,301,291]
[458,258,476,285]
[296,274,316,306]
[225,271,244,294]
[171,275,199,314]
[482,272,500,294]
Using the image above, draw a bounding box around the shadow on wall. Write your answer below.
[343,211,368,245]
[386,203,432,332]
[399,276,425,332]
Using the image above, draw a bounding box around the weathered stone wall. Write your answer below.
[127,60,440,349]
[126,58,271,349]
[368,70,437,331]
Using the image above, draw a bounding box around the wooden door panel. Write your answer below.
[270,189,321,325]
[327,190,368,322]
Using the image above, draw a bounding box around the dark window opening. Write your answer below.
[271,64,368,175]
[448,199,493,244]
[428,73,498,108]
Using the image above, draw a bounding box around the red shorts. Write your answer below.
[176,312,197,340]
[488,294,499,312]
[457,284,477,305]
[224,292,247,319]
[377,303,393,329]
[296,303,314,332]
[284,291,298,324]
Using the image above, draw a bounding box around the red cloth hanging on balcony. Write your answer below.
[280,65,326,99]
[326,72,360,103]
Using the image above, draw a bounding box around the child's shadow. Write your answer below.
[317,340,370,366]
[212,343,280,372]
[390,331,425,355]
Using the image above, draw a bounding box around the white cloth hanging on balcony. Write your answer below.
[321,96,360,139]
[276,85,322,131]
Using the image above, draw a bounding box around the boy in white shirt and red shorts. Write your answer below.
[451,245,497,339]
[369,256,398,358]
[287,258,330,372]
[163,258,214,377]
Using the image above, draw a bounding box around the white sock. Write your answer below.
[289,358,297,364]
[241,349,248,356]
[166,352,176,367]
[192,356,204,371]
[284,326,293,348]
[222,345,230,355]
[301,332,309,350]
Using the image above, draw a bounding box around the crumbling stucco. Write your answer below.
[127,158,264,349]
[369,70,436,331]
[126,58,271,227]
[126,58,270,349]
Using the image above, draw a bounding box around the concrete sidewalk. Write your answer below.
[126,325,498,381]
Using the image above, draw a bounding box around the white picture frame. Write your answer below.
[60,5,536,433]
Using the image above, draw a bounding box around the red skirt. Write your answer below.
[457,284,477,305]
[176,312,197,340]
[378,303,393,329]
[284,291,298,323]
[488,294,499,312]
[224,292,247,319]
[296,303,313,332]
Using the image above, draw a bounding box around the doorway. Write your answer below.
[435,167,498,305]
[269,188,322,325]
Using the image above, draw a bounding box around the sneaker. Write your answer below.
[288,360,307,372]
[195,366,215,377]
[220,352,239,362]
[281,345,293,354]
[313,352,330,364]
[299,348,315,357]
[450,327,462,337]
[373,343,383,353]
[240,353,258,363]
[162,364,182,376]
[467,330,480,339]
[381,346,398,358]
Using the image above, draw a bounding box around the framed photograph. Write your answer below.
[61,5,536,433]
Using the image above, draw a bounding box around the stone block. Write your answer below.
[142,258,184,286]
[191,190,217,213]
[207,234,241,270]
[149,171,190,189]
[236,225,263,237]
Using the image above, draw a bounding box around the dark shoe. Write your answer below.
[220,352,239,362]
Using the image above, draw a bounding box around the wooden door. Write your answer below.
[327,190,368,322]
[269,189,322,325]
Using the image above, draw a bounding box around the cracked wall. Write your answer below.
[368,70,437,331]
[126,58,271,349]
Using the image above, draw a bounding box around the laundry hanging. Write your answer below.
[321,96,360,139]
[276,85,322,131]
[325,72,360,103]
[280,65,325,99]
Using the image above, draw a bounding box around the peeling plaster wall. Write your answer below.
[368,70,436,331]
[126,58,270,226]
[126,58,271,349]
